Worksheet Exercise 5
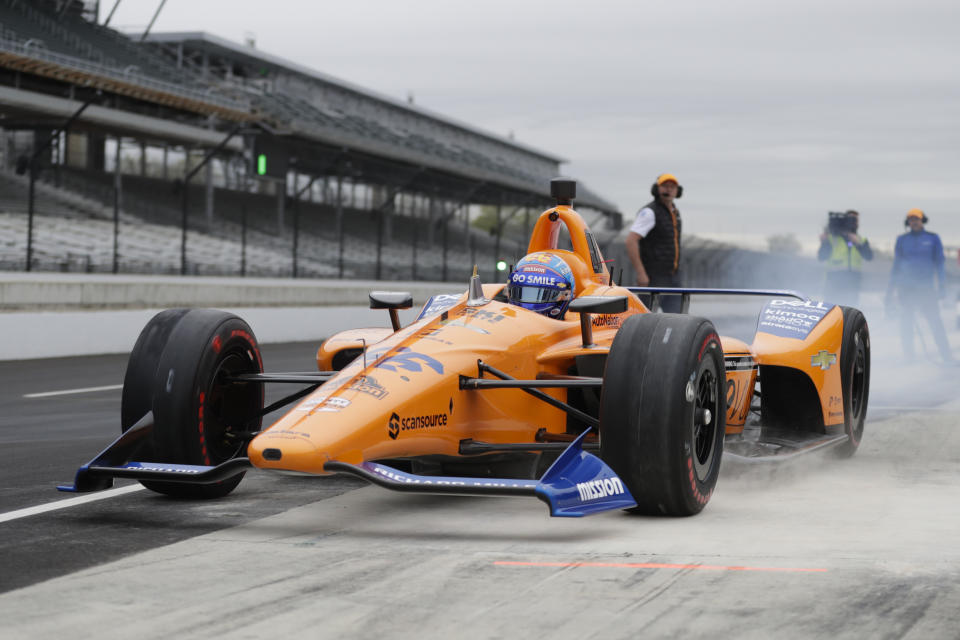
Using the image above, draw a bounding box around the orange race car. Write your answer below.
[60,179,870,517]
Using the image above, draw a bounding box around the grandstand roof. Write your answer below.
[144,31,565,164]
[143,32,618,214]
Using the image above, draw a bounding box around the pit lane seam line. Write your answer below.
[24,384,123,398]
[494,561,827,573]
[0,485,144,524]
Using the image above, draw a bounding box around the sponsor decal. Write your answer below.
[444,319,489,334]
[315,396,351,412]
[230,329,256,345]
[371,347,444,375]
[388,412,400,440]
[368,464,533,488]
[528,253,555,265]
[521,265,547,274]
[576,477,626,502]
[416,294,463,321]
[400,413,448,430]
[828,410,843,419]
[591,314,622,329]
[724,356,757,371]
[346,375,388,400]
[387,411,449,438]
[260,430,312,439]
[757,299,835,340]
[125,464,201,474]
[770,299,831,309]
[416,327,455,345]
[828,395,842,407]
[297,397,326,411]
[455,308,506,324]
[724,377,753,423]
[519,252,574,278]
[422,316,492,336]
[810,350,837,371]
[511,272,560,287]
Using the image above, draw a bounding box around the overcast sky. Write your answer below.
[113,0,960,250]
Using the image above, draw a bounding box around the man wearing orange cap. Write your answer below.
[888,209,954,363]
[625,173,683,312]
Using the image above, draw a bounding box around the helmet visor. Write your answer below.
[508,284,567,304]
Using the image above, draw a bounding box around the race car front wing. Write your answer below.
[58,418,635,518]
[326,428,636,517]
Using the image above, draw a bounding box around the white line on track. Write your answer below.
[0,485,144,524]
[24,384,122,398]
[870,405,955,412]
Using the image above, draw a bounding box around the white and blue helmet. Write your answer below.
[507,253,575,319]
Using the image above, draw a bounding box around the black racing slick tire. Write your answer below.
[121,308,191,432]
[121,308,191,495]
[835,307,870,458]
[124,309,264,498]
[599,313,726,516]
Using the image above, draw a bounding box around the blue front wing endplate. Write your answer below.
[324,428,636,517]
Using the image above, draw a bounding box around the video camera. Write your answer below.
[827,211,857,235]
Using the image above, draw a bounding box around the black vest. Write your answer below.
[638,199,681,276]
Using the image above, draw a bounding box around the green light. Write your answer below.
[496,260,507,271]
[256,154,267,176]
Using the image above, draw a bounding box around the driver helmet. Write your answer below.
[508,252,575,318]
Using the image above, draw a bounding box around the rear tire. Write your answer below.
[600,313,726,516]
[835,307,870,457]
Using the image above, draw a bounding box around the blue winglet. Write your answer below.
[57,413,155,493]
[534,429,637,517]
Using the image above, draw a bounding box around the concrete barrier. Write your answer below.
[0,273,462,360]
[0,272,453,310]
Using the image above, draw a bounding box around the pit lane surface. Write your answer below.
[2,310,960,638]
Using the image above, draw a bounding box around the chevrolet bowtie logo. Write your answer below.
[810,350,837,370]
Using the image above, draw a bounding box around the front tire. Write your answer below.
[123,309,264,498]
[600,314,726,516]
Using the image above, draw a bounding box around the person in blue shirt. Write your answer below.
[887,208,954,363]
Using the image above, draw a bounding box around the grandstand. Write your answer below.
[0,0,621,282]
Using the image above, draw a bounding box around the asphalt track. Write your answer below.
[2,308,959,638]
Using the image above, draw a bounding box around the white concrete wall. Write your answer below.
[0,272,452,310]
[0,273,460,360]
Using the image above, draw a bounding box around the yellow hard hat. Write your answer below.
[906,208,925,219]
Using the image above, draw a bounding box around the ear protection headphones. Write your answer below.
[904,213,929,226]
[650,180,683,199]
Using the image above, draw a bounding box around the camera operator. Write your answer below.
[818,210,873,306]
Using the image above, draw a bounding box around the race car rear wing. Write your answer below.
[626,287,806,314]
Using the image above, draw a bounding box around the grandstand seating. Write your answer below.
[0,1,249,117]
[0,168,511,280]
[0,1,201,87]
[256,91,548,195]
[0,2,621,282]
